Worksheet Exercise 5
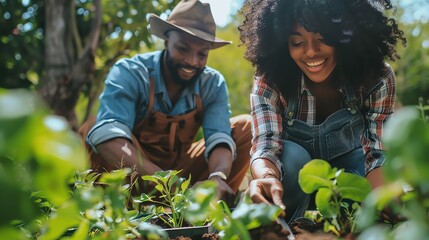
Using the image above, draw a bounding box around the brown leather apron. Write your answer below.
[79,78,252,192]
[132,77,203,170]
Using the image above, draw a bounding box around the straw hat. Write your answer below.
[149,0,231,49]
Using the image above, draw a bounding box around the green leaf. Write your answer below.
[136,222,168,240]
[299,159,336,194]
[0,226,28,240]
[75,187,105,211]
[336,172,371,202]
[70,220,90,240]
[231,200,282,229]
[184,181,218,223]
[167,174,179,190]
[180,177,191,193]
[362,182,404,211]
[39,201,81,240]
[0,157,40,225]
[315,188,338,218]
[99,168,131,185]
[383,107,429,184]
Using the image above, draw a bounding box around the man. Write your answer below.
[79,0,251,203]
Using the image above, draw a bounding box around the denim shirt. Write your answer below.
[86,50,236,161]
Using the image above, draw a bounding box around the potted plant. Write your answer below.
[134,170,217,239]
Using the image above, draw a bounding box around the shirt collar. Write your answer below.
[300,75,310,96]
[299,74,346,96]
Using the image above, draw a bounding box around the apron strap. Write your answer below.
[169,121,178,153]
[148,77,156,114]
[194,94,203,122]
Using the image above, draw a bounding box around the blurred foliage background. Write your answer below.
[0,0,428,126]
[0,0,428,238]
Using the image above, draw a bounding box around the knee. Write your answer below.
[230,114,252,132]
[230,114,252,142]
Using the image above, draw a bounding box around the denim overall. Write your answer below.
[281,83,366,223]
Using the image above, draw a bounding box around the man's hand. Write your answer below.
[212,177,236,206]
[246,177,286,217]
[195,177,236,206]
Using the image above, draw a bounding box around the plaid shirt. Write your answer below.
[250,64,396,175]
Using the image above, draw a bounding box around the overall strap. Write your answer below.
[286,96,298,126]
[286,75,303,125]
[343,81,359,114]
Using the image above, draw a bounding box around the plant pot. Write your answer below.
[165,222,217,240]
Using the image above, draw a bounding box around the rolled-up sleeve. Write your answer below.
[86,120,132,153]
[204,132,236,161]
[250,77,285,175]
[361,64,396,174]
[86,58,149,151]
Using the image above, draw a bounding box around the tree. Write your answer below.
[390,0,429,106]
[0,0,180,130]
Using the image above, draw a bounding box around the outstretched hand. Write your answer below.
[195,178,236,206]
[245,177,286,217]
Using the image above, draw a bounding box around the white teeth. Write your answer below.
[181,67,195,74]
[306,59,325,67]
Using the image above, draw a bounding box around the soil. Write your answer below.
[248,222,293,240]
[162,221,296,240]
[290,220,357,240]
[143,214,354,240]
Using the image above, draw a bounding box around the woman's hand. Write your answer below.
[246,177,286,217]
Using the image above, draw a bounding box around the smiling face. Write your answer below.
[163,30,211,86]
[288,24,336,83]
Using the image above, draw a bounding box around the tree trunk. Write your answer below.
[39,0,101,131]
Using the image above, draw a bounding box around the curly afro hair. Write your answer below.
[239,0,407,95]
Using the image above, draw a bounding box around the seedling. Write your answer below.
[185,181,283,240]
[299,159,371,236]
[136,170,192,228]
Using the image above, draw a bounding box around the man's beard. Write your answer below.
[165,50,204,87]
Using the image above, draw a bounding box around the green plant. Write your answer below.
[184,181,283,240]
[357,105,429,239]
[35,168,170,240]
[136,170,192,228]
[0,89,87,239]
[299,159,372,237]
[0,89,168,240]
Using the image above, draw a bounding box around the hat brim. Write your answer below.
[149,14,231,49]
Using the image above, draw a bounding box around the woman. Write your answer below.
[239,0,406,222]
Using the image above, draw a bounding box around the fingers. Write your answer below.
[271,191,286,217]
[248,181,274,205]
[269,181,286,217]
[270,183,285,209]
[210,178,236,206]
[247,178,286,217]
